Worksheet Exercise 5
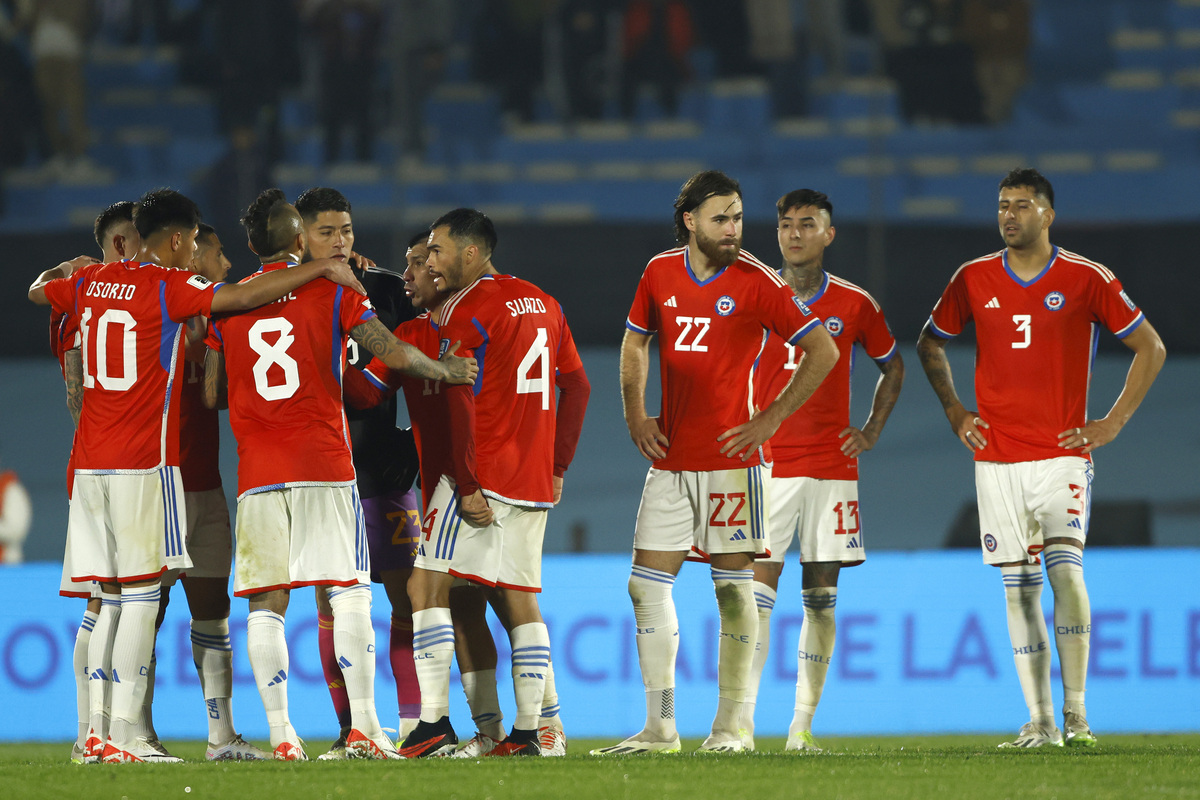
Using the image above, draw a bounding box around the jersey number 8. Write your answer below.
[248,317,300,401]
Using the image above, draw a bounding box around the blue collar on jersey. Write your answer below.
[683,247,728,287]
[1002,245,1059,287]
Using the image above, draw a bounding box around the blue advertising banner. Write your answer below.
[1,550,1196,742]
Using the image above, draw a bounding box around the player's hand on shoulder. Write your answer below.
[439,341,478,385]
[349,251,376,271]
[319,257,368,295]
[628,416,669,461]
[1057,418,1114,455]
[949,405,988,452]
[838,426,876,457]
[63,255,100,274]
[459,489,494,527]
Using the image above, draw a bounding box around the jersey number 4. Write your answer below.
[517,327,552,410]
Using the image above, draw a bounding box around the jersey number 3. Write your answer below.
[1012,314,1031,349]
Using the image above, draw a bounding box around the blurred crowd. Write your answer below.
[0,0,1031,175]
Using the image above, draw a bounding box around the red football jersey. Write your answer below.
[178,356,222,492]
[438,274,583,507]
[758,272,897,480]
[626,247,824,472]
[205,262,376,498]
[928,246,1144,463]
[360,313,450,511]
[42,261,219,472]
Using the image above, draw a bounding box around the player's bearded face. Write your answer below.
[998,188,1050,249]
[695,224,741,267]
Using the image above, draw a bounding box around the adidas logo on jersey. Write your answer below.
[728,529,747,542]
[664,296,678,307]
[1068,518,1082,530]
[985,297,1001,308]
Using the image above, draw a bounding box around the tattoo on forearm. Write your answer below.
[65,350,83,426]
[352,318,443,381]
[917,335,959,410]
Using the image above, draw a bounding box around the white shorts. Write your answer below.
[416,475,546,592]
[162,488,233,587]
[59,529,100,599]
[765,476,865,566]
[65,468,191,584]
[233,485,369,597]
[975,457,1092,565]
[633,465,770,560]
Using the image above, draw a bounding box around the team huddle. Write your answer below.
[27,167,1164,762]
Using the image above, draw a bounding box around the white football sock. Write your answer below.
[540,660,562,729]
[132,651,157,740]
[460,669,505,740]
[740,582,776,733]
[790,587,837,736]
[191,618,237,745]
[88,591,120,741]
[412,607,455,723]
[1044,544,1090,716]
[75,609,98,746]
[629,565,679,739]
[510,622,550,731]
[328,584,382,736]
[711,567,756,737]
[247,609,293,746]
[1001,564,1054,725]
[109,586,161,744]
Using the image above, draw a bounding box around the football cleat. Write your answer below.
[451,731,500,758]
[697,731,744,753]
[398,717,420,742]
[998,721,1064,749]
[538,726,567,757]
[398,717,458,758]
[347,729,402,760]
[206,734,269,761]
[101,737,184,763]
[738,728,755,752]
[485,730,540,757]
[83,728,106,764]
[1064,712,1098,748]
[70,742,87,764]
[317,729,349,761]
[273,738,308,761]
[590,732,682,755]
[785,730,823,753]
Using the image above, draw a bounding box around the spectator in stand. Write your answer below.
[303,0,383,163]
[961,0,1030,124]
[746,0,807,118]
[18,0,94,176]
[474,0,551,124]
[558,0,613,121]
[619,0,694,119]
[0,2,46,171]
[876,0,983,124]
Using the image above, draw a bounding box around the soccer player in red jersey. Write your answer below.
[917,169,1166,748]
[53,202,136,762]
[740,190,904,752]
[29,188,368,763]
[401,208,590,758]
[203,190,477,761]
[291,189,424,758]
[344,230,571,758]
[594,171,839,755]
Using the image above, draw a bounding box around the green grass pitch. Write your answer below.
[2,735,1199,800]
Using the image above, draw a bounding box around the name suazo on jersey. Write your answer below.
[438,274,584,507]
[927,246,1144,463]
[626,247,824,472]
[758,271,897,480]
[205,262,376,498]
[42,261,219,472]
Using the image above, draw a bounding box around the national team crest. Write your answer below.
[1044,291,1065,311]
[824,316,845,336]
[983,533,998,552]
[715,295,736,316]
